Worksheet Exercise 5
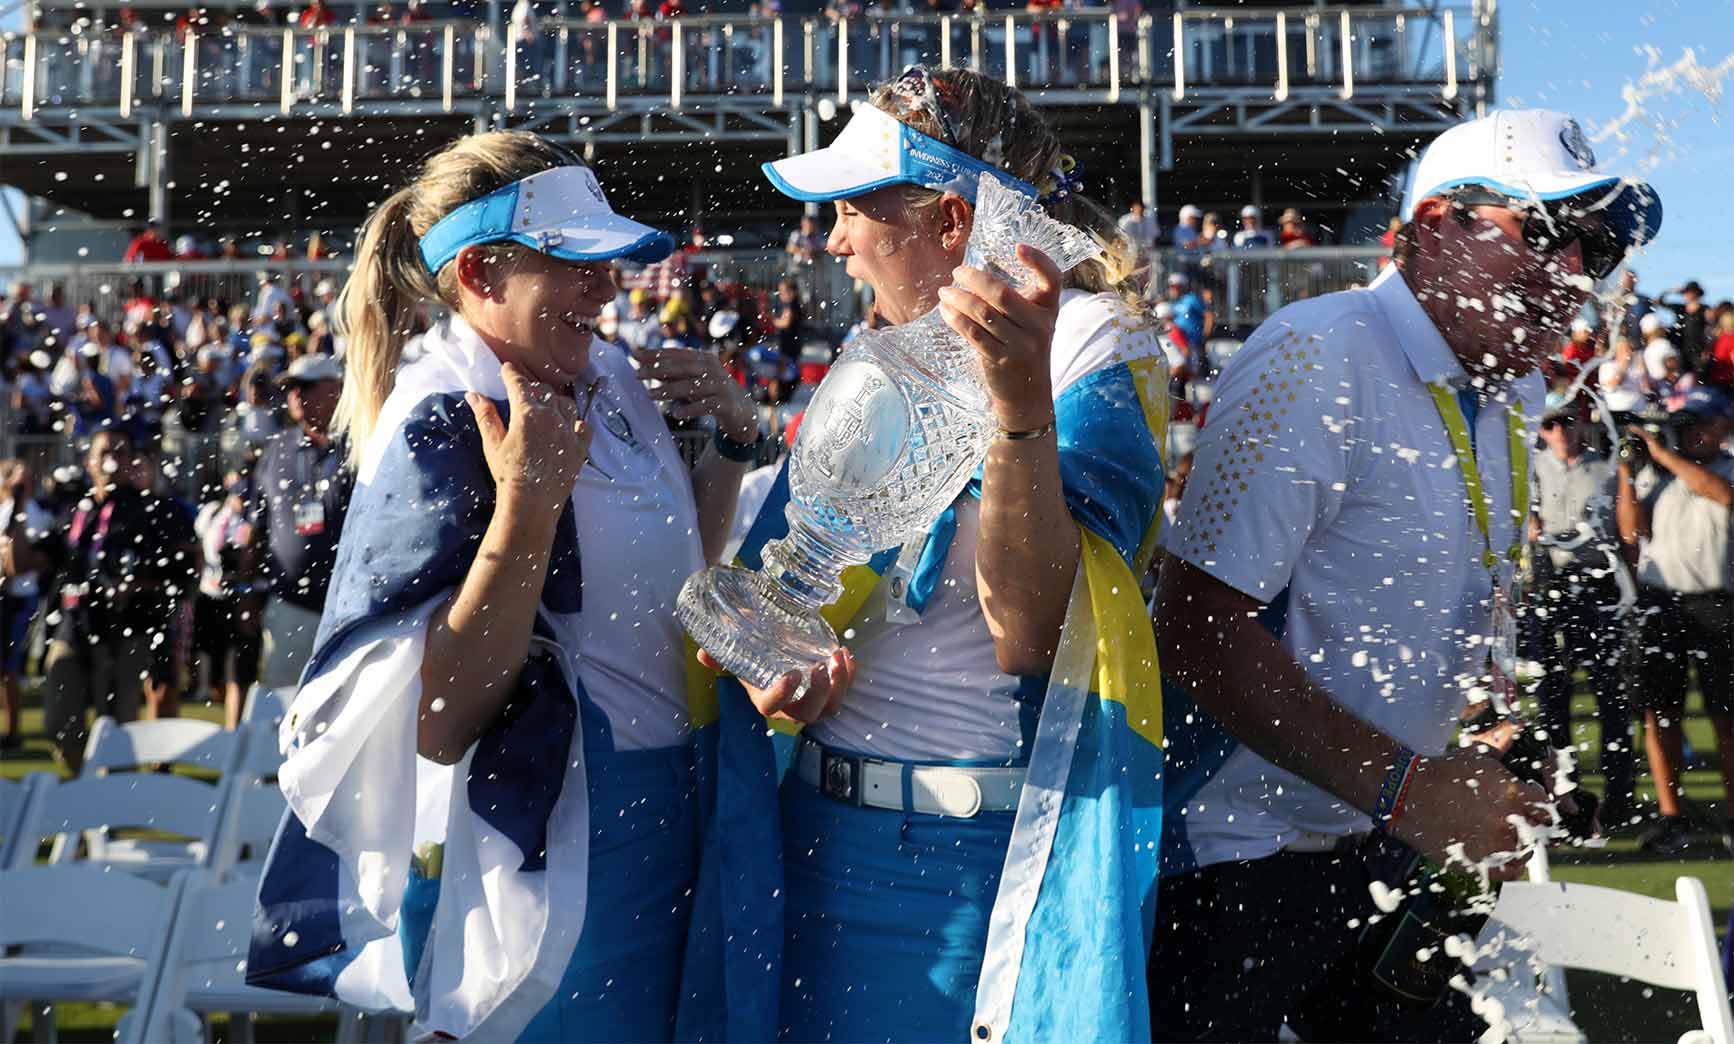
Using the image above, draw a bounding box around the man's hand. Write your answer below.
[1392,748,1556,881]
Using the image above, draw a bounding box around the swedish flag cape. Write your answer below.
[678,321,1170,1043]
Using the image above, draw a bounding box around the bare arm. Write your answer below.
[941,244,1082,675]
[633,346,760,565]
[976,433,1079,675]
[418,491,563,763]
[1647,440,1734,507]
[417,366,591,765]
[1154,554,1553,878]
[1615,459,1648,563]
[689,444,749,565]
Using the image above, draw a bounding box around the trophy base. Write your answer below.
[676,565,841,692]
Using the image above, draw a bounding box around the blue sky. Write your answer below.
[1495,0,1734,299]
[3,0,1731,299]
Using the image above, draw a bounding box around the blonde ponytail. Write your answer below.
[333,187,438,466]
[331,129,587,468]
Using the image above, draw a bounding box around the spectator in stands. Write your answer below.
[772,276,805,359]
[1172,203,1202,250]
[1612,267,1654,345]
[1165,272,1206,369]
[1708,310,1734,388]
[0,460,52,754]
[38,284,75,348]
[43,422,197,773]
[1197,211,1227,251]
[1529,395,1632,823]
[1231,204,1271,248]
[1277,206,1315,248]
[785,214,825,268]
[1659,280,1711,373]
[1117,199,1160,257]
[193,471,259,729]
[1616,387,1734,855]
[1599,336,1650,414]
[296,0,335,28]
[619,288,659,350]
[122,220,175,263]
[241,353,351,692]
[1,282,41,361]
[252,273,296,322]
[1640,312,1684,394]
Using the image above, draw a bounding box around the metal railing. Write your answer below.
[1,4,1491,117]
[1155,244,1390,330]
[0,259,349,317]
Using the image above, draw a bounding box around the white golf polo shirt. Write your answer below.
[1160,265,1543,871]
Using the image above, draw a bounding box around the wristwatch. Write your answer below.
[713,426,766,463]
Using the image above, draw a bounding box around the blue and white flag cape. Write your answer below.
[247,318,688,1041]
[683,340,1170,1043]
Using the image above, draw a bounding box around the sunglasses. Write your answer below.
[1448,188,1625,280]
[1541,416,1578,430]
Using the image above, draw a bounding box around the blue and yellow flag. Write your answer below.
[678,346,1170,1042]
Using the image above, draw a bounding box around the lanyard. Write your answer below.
[1426,384,1528,576]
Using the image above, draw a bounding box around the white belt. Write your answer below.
[794,738,1025,819]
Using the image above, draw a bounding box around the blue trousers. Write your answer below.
[517,744,700,1044]
[777,774,1016,1043]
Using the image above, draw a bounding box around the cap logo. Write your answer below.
[1558,119,1596,170]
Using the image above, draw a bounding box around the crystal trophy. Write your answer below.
[676,175,1103,689]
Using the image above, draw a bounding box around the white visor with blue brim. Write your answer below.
[418,165,676,275]
[762,103,1039,204]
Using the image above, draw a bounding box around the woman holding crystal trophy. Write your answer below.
[678,67,1172,1042]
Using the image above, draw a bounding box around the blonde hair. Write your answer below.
[867,69,1147,317]
[334,130,580,466]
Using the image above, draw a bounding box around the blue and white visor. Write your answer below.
[762,102,1038,204]
[418,165,676,275]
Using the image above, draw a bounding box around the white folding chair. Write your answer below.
[223,775,288,870]
[0,774,50,870]
[132,871,358,1044]
[238,686,290,780]
[82,716,244,778]
[9,771,237,879]
[0,864,193,1044]
[1473,876,1734,1044]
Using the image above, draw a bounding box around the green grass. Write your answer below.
[4,688,1730,1042]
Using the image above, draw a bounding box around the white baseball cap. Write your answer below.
[1238,205,1260,219]
[418,165,674,275]
[762,102,1037,203]
[1402,109,1661,252]
[1179,204,1203,223]
[1638,313,1664,335]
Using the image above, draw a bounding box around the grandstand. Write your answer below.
[0,0,1497,257]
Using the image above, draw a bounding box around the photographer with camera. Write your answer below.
[1615,386,1734,854]
[1529,395,1633,824]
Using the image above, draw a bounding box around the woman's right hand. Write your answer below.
[697,647,856,725]
[468,362,593,517]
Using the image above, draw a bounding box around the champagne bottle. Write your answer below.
[1360,712,1599,1007]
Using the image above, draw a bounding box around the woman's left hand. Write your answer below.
[938,243,1065,431]
[633,347,758,444]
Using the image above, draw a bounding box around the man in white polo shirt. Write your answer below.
[1148,109,1662,1040]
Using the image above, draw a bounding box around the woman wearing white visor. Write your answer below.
[247,131,763,1042]
[729,68,1171,1041]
